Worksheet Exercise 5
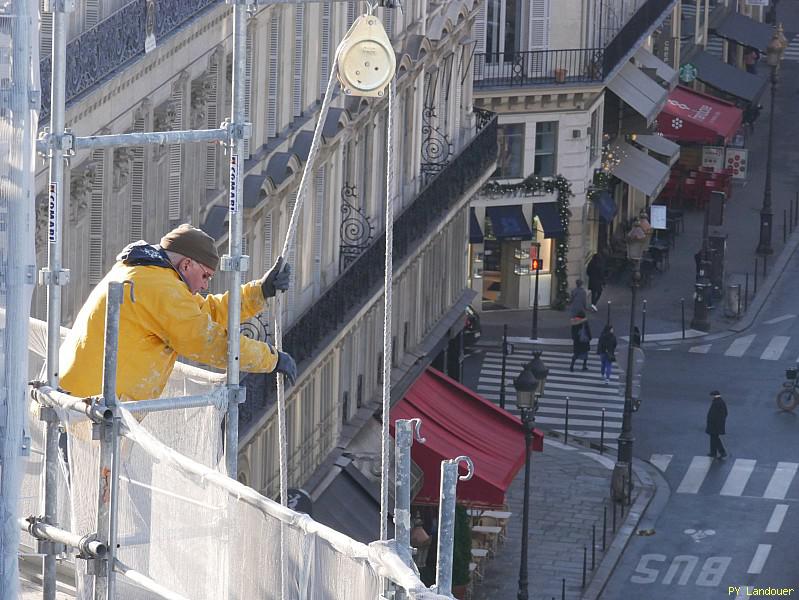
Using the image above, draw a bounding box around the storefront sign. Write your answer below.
[702,146,725,172]
[725,148,749,179]
[746,0,769,6]
[650,205,667,230]
[679,63,697,83]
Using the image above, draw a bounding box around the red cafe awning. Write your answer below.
[390,367,544,507]
[657,86,743,145]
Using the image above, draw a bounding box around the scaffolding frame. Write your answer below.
[26,0,471,597]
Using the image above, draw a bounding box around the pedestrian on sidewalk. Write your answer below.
[569,279,589,317]
[597,324,617,383]
[706,390,728,459]
[570,312,592,372]
[743,47,760,75]
[586,253,606,311]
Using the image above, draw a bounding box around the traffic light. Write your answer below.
[531,257,542,271]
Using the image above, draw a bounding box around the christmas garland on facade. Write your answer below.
[482,174,574,309]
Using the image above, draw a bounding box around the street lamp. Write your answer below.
[513,352,548,600]
[614,225,647,502]
[757,24,788,255]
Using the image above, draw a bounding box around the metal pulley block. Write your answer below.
[336,14,396,97]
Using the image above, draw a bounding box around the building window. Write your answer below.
[534,121,557,177]
[486,0,522,60]
[494,123,524,179]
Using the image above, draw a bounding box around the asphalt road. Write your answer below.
[602,252,799,598]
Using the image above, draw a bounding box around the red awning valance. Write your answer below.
[657,86,743,145]
[390,367,543,507]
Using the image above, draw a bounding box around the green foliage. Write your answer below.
[452,504,472,586]
[482,174,574,309]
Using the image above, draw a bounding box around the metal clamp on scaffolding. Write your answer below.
[36,128,74,155]
[220,254,250,273]
[20,516,106,560]
[394,418,425,568]
[436,456,474,596]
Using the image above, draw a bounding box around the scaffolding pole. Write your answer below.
[94,281,128,599]
[394,418,425,568]
[223,0,250,481]
[435,456,473,596]
[40,1,73,598]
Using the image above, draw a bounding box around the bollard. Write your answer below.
[592,524,596,570]
[499,325,508,410]
[641,299,647,344]
[754,259,759,296]
[602,505,607,551]
[606,300,611,325]
[681,298,685,339]
[562,578,566,600]
[600,408,605,455]
[744,273,749,312]
[564,396,570,444]
[435,456,474,596]
[763,254,768,278]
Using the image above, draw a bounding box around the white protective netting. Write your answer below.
[20,317,444,598]
[0,0,38,595]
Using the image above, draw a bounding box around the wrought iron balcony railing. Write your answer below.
[473,49,605,89]
[474,0,676,89]
[239,114,498,432]
[39,0,218,121]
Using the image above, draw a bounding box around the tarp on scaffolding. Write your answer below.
[0,1,38,595]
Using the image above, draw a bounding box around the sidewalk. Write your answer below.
[471,437,654,600]
[476,51,799,349]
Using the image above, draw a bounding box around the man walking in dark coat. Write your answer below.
[586,253,605,311]
[706,390,728,459]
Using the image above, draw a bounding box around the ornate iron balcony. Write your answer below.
[473,49,605,88]
[39,0,218,121]
[240,113,498,432]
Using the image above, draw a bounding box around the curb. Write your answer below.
[581,457,657,600]
[729,228,799,333]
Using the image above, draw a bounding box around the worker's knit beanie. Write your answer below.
[160,224,220,271]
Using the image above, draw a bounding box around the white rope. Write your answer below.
[379,79,395,541]
[273,49,340,600]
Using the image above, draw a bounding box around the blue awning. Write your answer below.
[485,205,533,240]
[469,208,484,244]
[533,202,565,238]
[592,191,618,223]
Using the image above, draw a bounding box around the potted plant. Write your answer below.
[451,504,472,598]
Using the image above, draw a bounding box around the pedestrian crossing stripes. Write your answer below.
[652,454,799,499]
[688,332,799,362]
[785,34,799,62]
[478,348,623,447]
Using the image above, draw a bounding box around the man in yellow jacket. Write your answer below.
[59,223,297,401]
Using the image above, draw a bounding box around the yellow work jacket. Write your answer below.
[59,261,279,401]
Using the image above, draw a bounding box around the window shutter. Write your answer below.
[286,194,297,318]
[262,211,273,273]
[88,149,105,284]
[320,0,331,96]
[474,0,487,53]
[244,28,254,158]
[453,52,463,140]
[347,0,357,25]
[267,16,280,138]
[293,6,305,118]
[39,0,52,58]
[206,57,219,189]
[84,0,100,30]
[130,116,145,242]
[529,0,550,51]
[382,7,394,40]
[168,82,184,222]
[313,166,325,282]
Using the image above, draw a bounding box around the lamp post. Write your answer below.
[757,24,787,256]
[615,225,647,501]
[513,352,548,600]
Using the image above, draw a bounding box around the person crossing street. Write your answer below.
[706,390,728,459]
